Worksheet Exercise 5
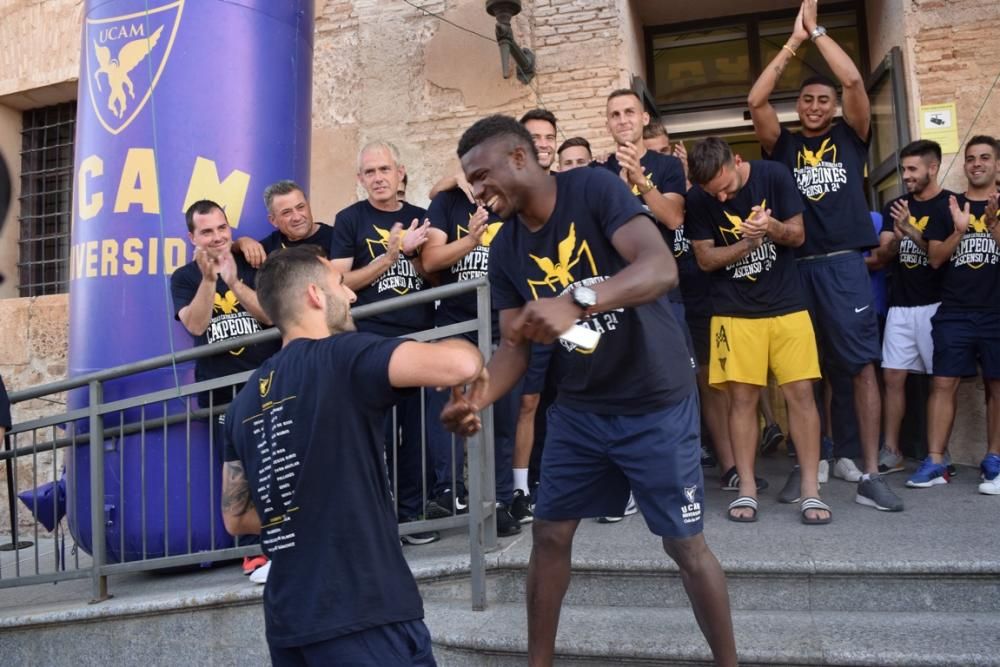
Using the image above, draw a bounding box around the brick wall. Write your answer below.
[904,0,1000,192]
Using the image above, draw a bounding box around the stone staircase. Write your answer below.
[1,458,998,665]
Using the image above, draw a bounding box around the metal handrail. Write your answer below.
[8,279,488,403]
[2,278,496,610]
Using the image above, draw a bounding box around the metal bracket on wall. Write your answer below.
[486,0,535,84]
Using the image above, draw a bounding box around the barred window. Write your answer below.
[19,102,76,297]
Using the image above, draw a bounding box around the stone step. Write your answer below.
[425,600,1000,666]
[420,560,1000,613]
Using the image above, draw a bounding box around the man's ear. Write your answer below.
[511,144,527,169]
[305,283,324,309]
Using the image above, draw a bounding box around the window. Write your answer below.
[19,102,76,296]
[647,3,867,113]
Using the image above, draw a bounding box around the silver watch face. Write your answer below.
[573,286,598,308]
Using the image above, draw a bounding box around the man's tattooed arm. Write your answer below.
[221,460,262,535]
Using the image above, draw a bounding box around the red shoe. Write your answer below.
[242,555,268,575]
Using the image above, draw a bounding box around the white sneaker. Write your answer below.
[980,477,1000,495]
[249,560,270,584]
[818,459,829,484]
[833,457,863,483]
[597,493,637,523]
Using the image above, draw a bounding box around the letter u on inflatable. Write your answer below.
[68,0,313,562]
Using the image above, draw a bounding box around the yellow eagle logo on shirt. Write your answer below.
[526,223,598,300]
[258,371,274,399]
[969,214,990,234]
[910,215,930,232]
[213,290,239,314]
[798,139,837,168]
[457,219,504,247]
[365,225,413,260]
[720,200,767,245]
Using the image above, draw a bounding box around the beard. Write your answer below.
[323,290,355,334]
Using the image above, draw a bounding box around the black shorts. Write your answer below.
[269,620,436,667]
[797,251,881,375]
[522,343,554,395]
[931,309,1000,379]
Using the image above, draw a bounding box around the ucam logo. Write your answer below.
[85,0,184,135]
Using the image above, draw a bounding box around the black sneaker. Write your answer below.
[401,531,440,546]
[720,466,769,492]
[700,443,717,468]
[426,488,469,519]
[399,517,440,545]
[511,489,534,524]
[760,422,785,456]
[496,503,522,537]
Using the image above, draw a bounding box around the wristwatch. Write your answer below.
[810,26,827,41]
[571,285,598,316]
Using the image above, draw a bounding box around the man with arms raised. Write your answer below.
[222,245,484,665]
[922,136,1000,494]
[748,0,900,511]
[444,115,736,667]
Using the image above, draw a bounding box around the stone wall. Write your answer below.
[0,293,70,534]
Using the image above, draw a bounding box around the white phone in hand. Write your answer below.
[559,323,601,351]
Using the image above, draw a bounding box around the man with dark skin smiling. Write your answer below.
[442,115,736,667]
[748,0,901,512]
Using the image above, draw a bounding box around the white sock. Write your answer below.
[513,468,529,494]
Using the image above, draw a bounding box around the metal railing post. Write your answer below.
[468,281,496,611]
[88,380,110,602]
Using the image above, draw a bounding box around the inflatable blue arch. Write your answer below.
[67,0,313,561]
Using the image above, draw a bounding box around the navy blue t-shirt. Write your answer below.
[259,222,335,258]
[170,253,280,405]
[767,123,878,256]
[223,333,423,648]
[426,189,503,338]
[879,191,949,308]
[924,195,1000,311]
[489,167,695,415]
[331,200,433,336]
[601,150,690,302]
[685,161,807,318]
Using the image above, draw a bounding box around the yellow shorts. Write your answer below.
[709,310,821,387]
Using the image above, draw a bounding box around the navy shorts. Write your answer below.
[797,251,881,375]
[269,619,436,667]
[686,314,711,367]
[522,343,554,395]
[535,391,704,539]
[932,309,1000,379]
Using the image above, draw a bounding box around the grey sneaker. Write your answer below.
[878,448,905,474]
[856,475,904,512]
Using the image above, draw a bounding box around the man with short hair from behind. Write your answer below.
[748,0,900,511]
[331,141,439,543]
[444,115,737,667]
[234,180,335,268]
[686,137,829,524]
[868,140,948,483]
[923,136,1000,495]
[170,199,279,578]
[222,244,485,665]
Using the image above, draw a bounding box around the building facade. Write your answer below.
[0,0,997,460]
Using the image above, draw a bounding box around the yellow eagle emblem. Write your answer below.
[798,138,837,168]
[526,223,598,300]
[969,214,990,234]
[213,290,239,314]
[259,371,274,399]
[720,200,767,245]
[458,219,504,247]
